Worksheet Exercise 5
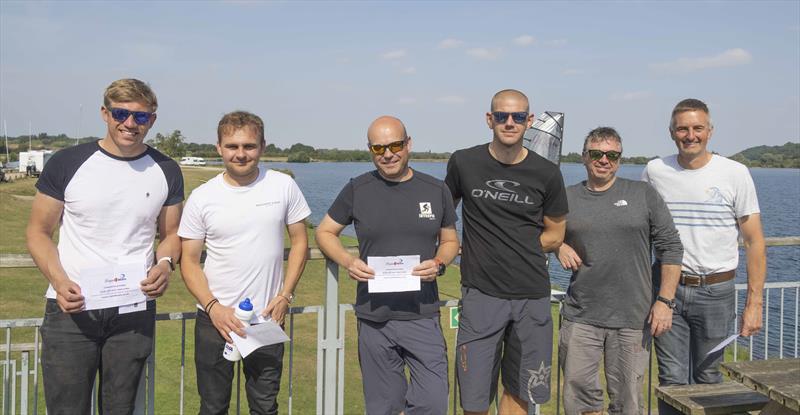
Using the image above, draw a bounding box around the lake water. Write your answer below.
[261,160,799,357]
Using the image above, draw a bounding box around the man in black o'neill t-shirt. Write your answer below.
[445,89,568,415]
[317,116,460,414]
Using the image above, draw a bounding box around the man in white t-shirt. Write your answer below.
[643,99,766,413]
[27,79,184,414]
[179,111,310,415]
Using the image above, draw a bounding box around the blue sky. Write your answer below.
[1,1,798,157]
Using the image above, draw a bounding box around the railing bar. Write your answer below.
[20,351,29,415]
[337,305,346,415]
[33,327,39,415]
[765,288,770,359]
[235,360,242,414]
[795,287,799,358]
[288,312,294,415]
[749,333,754,361]
[780,289,785,358]
[4,326,11,415]
[734,290,739,361]
[10,360,16,415]
[180,318,186,415]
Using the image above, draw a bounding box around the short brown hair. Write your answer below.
[103,79,158,111]
[670,98,713,131]
[583,126,622,153]
[217,111,265,144]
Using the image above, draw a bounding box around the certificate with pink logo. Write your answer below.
[367,255,420,293]
[80,257,147,310]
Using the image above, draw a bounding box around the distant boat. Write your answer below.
[180,157,206,166]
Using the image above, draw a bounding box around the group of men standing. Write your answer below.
[26,78,765,415]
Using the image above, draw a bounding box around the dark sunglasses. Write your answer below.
[106,107,155,125]
[491,111,529,124]
[368,139,407,156]
[585,149,622,162]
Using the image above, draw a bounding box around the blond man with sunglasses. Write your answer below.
[317,116,459,415]
[26,78,183,414]
[556,127,682,415]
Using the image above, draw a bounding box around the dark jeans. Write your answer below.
[195,310,284,415]
[40,299,155,415]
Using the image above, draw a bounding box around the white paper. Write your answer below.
[367,255,421,293]
[119,300,147,315]
[229,321,291,358]
[81,257,147,311]
[706,334,739,356]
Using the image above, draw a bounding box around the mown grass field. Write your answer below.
[0,168,745,414]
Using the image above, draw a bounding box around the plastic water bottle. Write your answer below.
[222,298,254,361]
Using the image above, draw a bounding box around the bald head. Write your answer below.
[367,115,408,143]
[491,89,530,112]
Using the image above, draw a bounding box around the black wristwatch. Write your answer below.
[434,258,447,276]
[656,296,676,309]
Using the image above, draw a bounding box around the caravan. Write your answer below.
[179,157,206,166]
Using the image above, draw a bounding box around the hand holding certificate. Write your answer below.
[367,255,421,293]
[80,257,147,311]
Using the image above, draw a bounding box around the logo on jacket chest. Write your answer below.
[418,202,436,220]
[470,179,535,205]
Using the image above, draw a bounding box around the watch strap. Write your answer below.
[656,295,676,309]
[157,256,174,271]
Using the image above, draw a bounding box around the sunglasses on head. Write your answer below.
[106,107,154,125]
[368,138,407,156]
[585,149,622,162]
[491,111,529,124]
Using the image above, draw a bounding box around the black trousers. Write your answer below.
[195,310,284,415]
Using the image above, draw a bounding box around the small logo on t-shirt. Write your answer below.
[256,201,280,207]
[419,202,435,220]
[613,199,628,207]
[146,192,150,198]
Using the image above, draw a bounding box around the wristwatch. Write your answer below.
[656,295,676,309]
[157,256,174,272]
[434,258,447,277]
[279,293,294,304]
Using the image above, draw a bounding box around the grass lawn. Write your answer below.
[0,168,747,414]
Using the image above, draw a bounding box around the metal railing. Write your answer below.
[1,238,799,414]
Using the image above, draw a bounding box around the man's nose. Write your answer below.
[122,114,138,128]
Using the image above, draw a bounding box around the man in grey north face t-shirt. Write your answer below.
[556,127,683,415]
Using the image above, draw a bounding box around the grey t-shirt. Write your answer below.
[561,178,683,329]
[327,170,457,322]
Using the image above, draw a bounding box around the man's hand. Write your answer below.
[346,257,375,282]
[556,243,582,271]
[53,279,85,313]
[140,260,171,298]
[648,301,673,337]
[209,304,247,343]
[263,296,290,326]
[740,302,763,337]
[412,259,441,282]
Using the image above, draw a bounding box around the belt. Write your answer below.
[679,270,735,287]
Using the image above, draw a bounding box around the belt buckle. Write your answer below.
[682,274,702,287]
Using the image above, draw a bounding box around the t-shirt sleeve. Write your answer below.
[646,183,683,265]
[440,183,457,228]
[543,168,569,217]
[641,163,651,183]
[177,193,206,240]
[285,178,311,225]
[159,160,185,206]
[733,166,760,218]
[326,180,355,226]
[35,145,96,201]
[444,154,462,201]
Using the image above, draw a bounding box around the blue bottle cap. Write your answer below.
[238,298,253,311]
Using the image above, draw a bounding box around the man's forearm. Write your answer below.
[27,231,70,287]
[180,260,216,307]
[658,264,681,299]
[282,240,308,297]
[744,244,766,308]
[316,231,356,268]
[540,230,564,253]
[434,240,459,265]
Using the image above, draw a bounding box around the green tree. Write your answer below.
[287,151,311,163]
[148,130,187,158]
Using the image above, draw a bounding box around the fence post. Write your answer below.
[320,258,341,414]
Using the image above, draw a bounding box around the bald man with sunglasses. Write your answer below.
[317,116,459,414]
[556,127,682,415]
[26,78,183,414]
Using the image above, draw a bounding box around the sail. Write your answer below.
[523,111,564,166]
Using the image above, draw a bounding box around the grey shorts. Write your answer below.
[559,319,650,415]
[456,287,553,412]
[357,317,449,415]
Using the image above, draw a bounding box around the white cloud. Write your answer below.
[543,38,567,47]
[438,38,464,49]
[610,91,651,101]
[437,95,466,104]
[562,68,582,75]
[466,48,501,60]
[514,35,536,46]
[398,97,417,105]
[650,48,753,74]
[402,66,417,75]
[381,49,407,60]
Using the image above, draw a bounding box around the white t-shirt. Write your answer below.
[642,154,760,275]
[35,142,184,299]
[178,168,310,322]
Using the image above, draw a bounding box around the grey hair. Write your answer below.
[669,98,714,131]
[583,126,622,153]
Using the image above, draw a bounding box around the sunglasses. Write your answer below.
[491,111,529,124]
[106,107,155,125]
[585,149,622,162]
[368,139,407,156]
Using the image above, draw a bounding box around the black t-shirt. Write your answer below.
[445,144,568,299]
[328,170,457,322]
